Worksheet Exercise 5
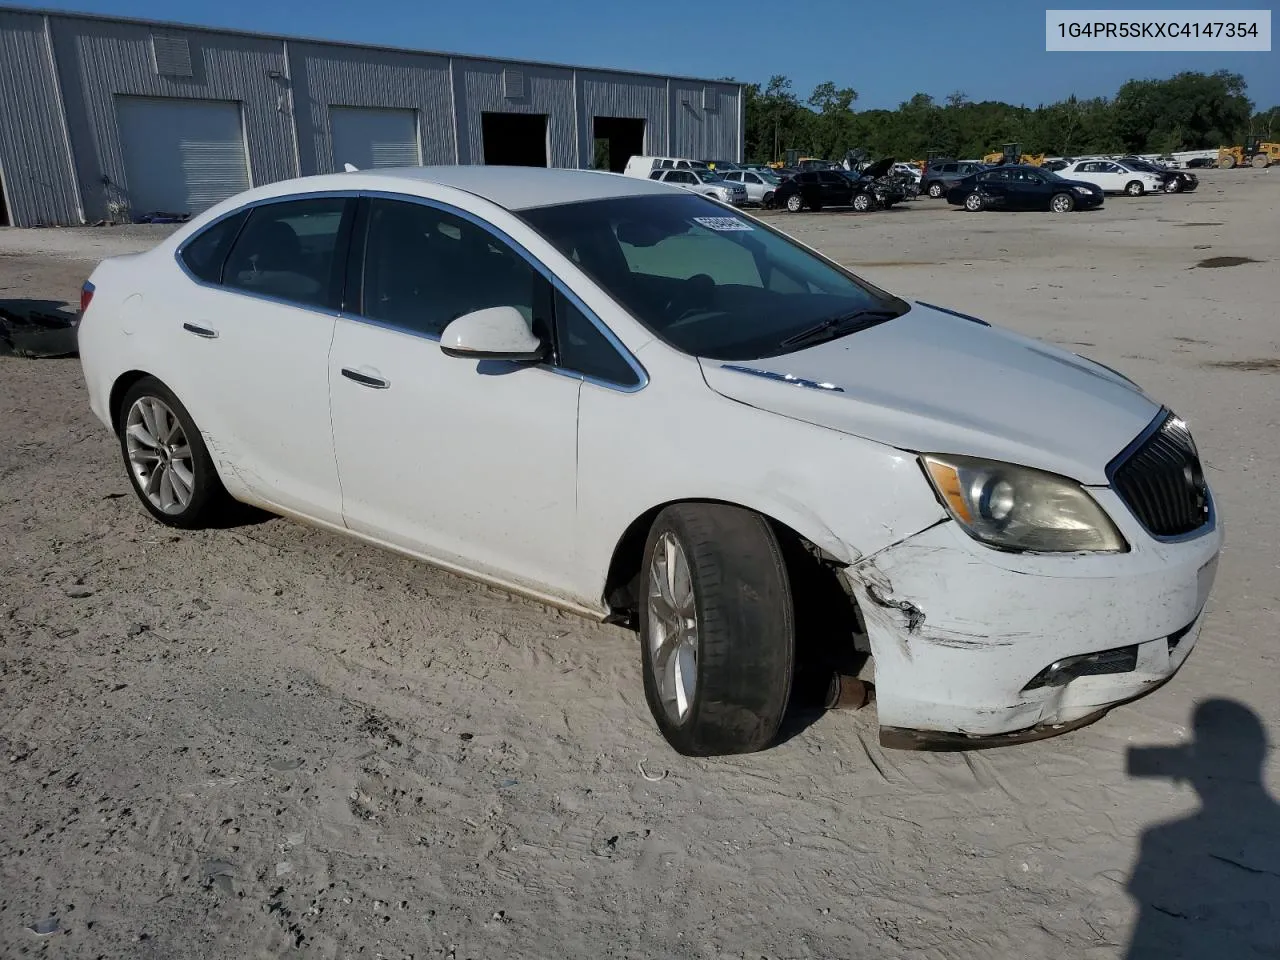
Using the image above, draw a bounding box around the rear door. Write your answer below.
[171,195,355,523]
[818,171,850,205]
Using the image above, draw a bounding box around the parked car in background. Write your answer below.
[921,160,988,198]
[623,156,709,178]
[892,162,922,183]
[721,168,784,207]
[1117,156,1199,193]
[1059,159,1165,196]
[774,169,854,211]
[946,165,1104,212]
[1186,157,1216,169]
[1040,158,1072,172]
[841,158,907,210]
[648,168,747,205]
[78,166,1221,756]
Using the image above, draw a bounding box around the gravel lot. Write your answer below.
[2,170,1278,959]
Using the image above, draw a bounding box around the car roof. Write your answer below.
[229,166,674,212]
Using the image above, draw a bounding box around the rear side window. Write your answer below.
[180,210,248,284]
[553,290,639,387]
[222,197,350,309]
[941,164,958,173]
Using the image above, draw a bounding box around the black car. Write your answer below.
[774,169,855,212]
[945,165,1104,213]
[840,158,907,210]
[1186,157,1215,169]
[1118,156,1199,193]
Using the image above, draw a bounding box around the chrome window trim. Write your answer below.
[173,189,648,395]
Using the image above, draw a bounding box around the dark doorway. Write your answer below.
[481,112,548,167]
[591,116,646,172]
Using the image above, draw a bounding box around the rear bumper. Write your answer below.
[842,497,1222,746]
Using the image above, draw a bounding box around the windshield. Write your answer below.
[1039,168,1066,181]
[696,171,726,183]
[758,171,782,184]
[517,194,907,361]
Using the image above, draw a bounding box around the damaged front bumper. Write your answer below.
[843,488,1222,748]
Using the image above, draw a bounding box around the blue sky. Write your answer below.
[30,0,1279,109]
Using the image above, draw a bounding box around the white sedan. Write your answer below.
[1059,159,1167,196]
[77,167,1221,755]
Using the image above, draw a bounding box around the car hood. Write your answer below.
[861,157,895,179]
[698,302,1161,484]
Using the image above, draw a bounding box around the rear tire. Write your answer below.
[785,193,803,212]
[927,181,944,198]
[963,192,984,212]
[639,504,794,757]
[1049,192,1076,213]
[1125,180,1145,197]
[762,191,776,209]
[117,376,231,529]
[1251,154,1269,169]
[1220,154,1237,169]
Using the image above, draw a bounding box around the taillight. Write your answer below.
[80,281,95,314]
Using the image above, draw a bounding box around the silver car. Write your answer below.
[648,168,748,205]
[721,169,784,207]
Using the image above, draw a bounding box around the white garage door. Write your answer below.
[116,96,251,216]
[330,107,421,170]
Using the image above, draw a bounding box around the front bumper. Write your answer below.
[844,489,1222,746]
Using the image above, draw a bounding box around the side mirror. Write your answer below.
[439,306,547,363]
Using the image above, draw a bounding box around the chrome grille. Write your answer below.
[1110,413,1210,537]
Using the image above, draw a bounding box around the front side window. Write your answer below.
[180,209,248,284]
[519,194,906,361]
[222,197,349,309]
[553,290,639,387]
[360,198,543,338]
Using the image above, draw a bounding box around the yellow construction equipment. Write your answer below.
[1217,136,1280,168]
[982,143,1044,166]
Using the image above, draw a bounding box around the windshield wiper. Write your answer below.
[780,308,901,348]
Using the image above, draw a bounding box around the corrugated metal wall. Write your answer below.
[455,59,576,167]
[50,18,298,222]
[0,11,81,225]
[0,9,742,226]
[289,42,457,174]
[577,71,666,162]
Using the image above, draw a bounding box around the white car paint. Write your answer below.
[1061,159,1165,195]
[77,166,1222,744]
[649,168,747,205]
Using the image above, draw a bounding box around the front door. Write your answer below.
[328,197,580,594]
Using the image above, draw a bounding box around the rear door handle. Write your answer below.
[341,367,389,389]
[183,322,218,339]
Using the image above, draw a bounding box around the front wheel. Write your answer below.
[640,504,794,757]
[785,193,803,212]
[762,191,776,209]
[852,192,873,212]
[963,191,985,212]
[927,181,944,198]
[1050,192,1076,213]
[1220,154,1236,169]
[1125,180,1145,197]
[1165,178,1183,193]
[118,376,231,528]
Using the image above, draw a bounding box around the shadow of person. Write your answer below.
[1125,698,1280,959]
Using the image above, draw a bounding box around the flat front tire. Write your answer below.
[639,504,794,756]
[118,376,230,528]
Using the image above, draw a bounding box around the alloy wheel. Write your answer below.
[125,396,195,514]
[646,531,699,723]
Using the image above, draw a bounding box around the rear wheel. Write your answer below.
[639,504,794,757]
[1125,180,1145,197]
[963,191,984,212]
[927,181,944,198]
[785,193,803,212]
[1251,154,1269,169]
[1220,154,1237,169]
[762,191,776,209]
[118,376,230,528]
[1049,192,1076,213]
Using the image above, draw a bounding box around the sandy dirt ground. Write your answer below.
[2,170,1278,959]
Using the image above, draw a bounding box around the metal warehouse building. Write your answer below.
[0,6,743,227]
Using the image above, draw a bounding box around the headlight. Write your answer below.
[921,455,1128,553]
[1073,186,1092,195]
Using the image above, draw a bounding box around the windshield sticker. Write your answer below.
[693,216,754,232]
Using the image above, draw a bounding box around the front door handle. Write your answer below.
[341,367,389,389]
[183,322,218,339]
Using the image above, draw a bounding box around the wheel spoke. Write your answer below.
[127,422,159,449]
[131,449,161,464]
[170,443,192,461]
[169,461,194,502]
[145,462,164,498]
[159,466,179,511]
[138,399,160,441]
